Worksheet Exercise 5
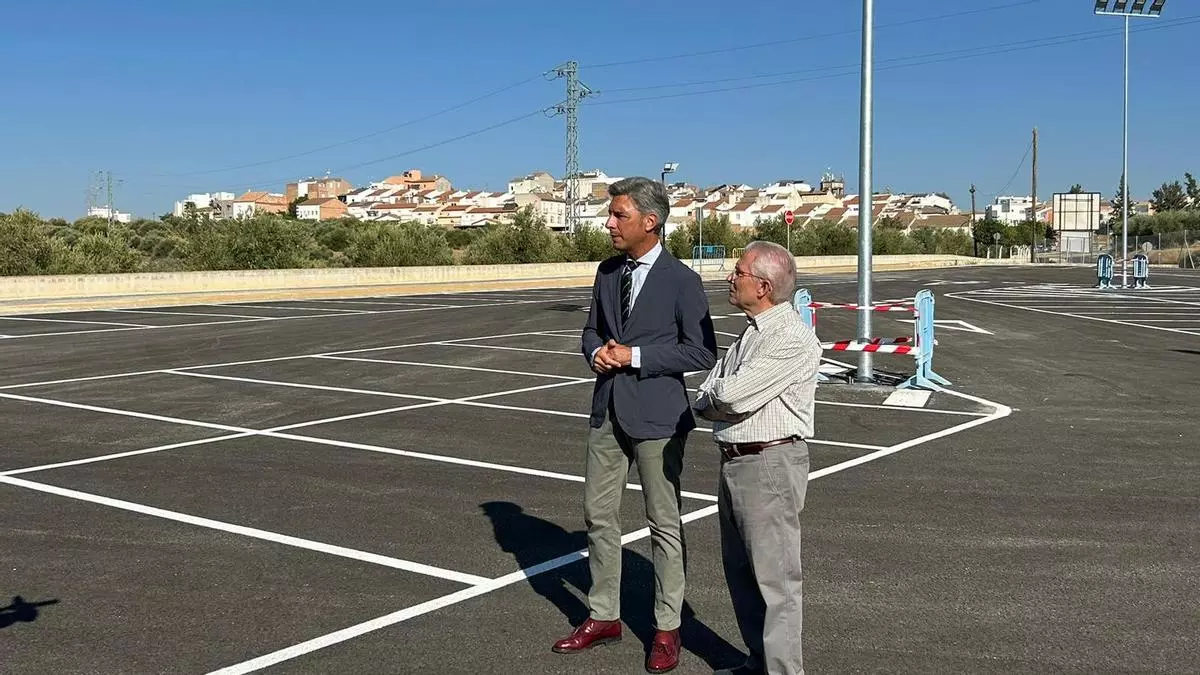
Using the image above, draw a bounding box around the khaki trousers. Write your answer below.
[584,415,686,630]
[718,441,809,675]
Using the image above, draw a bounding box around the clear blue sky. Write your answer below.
[2,0,1198,219]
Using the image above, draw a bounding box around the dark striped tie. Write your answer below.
[620,259,637,325]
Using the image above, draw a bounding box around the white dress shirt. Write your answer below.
[592,242,662,369]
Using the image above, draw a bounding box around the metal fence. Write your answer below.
[1017,231,1200,267]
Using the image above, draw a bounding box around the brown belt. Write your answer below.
[718,436,802,460]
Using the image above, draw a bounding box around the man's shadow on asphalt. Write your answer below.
[481,501,744,669]
[0,596,59,629]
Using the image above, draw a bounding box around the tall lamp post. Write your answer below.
[1094,0,1165,288]
[661,162,678,188]
[855,0,875,383]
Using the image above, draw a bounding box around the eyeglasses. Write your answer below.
[728,267,770,284]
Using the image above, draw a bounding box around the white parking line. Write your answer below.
[0,329,586,392]
[0,315,152,327]
[209,385,1013,674]
[435,343,579,356]
[0,474,491,586]
[0,297,586,342]
[105,308,300,320]
[211,304,369,313]
[315,355,586,381]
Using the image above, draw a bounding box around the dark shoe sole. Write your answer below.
[552,636,622,654]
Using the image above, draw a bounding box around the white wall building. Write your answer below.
[295,202,322,220]
[1052,192,1103,253]
[173,192,236,218]
[508,171,555,195]
[86,205,132,223]
[986,195,1036,224]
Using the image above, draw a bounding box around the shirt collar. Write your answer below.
[628,241,663,268]
[745,301,793,329]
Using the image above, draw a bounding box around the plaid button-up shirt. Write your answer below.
[694,301,822,444]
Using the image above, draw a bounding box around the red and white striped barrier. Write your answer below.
[806,301,915,312]
[793,289,950,390]
[821,340,915,354]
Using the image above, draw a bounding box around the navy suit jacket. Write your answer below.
[581,249,718,439]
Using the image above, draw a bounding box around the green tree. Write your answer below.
[0,209,56,276]
[344,222,453,267]
[50,227,145,274]
[1185,172,1200,209]
[1069,184,1085,194]
[793,220,856,256]
[563,227,614,262]
[179,216,322,270]
[872,226,917,254]
[1152,180,1188,213]
[1109,174,1133,232]
[665,214,749,258]
[464,207,564,265]
[971,217,1009,250]
[748,215,789,249]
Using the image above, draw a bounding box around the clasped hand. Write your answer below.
[592,339,633,374]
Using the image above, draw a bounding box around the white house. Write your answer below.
[511,193,567,230]
[986,195,1041,224]
[508,171,555,195]
[86,205,132,223]
[173,192,235,218]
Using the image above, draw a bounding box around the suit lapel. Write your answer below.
[625,251,669,330]
[608,260,623,337]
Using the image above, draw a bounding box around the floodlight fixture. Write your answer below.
[1093,0,1166,286]
[1095,0,1166,15]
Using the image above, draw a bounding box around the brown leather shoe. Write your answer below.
[551,618,622,653]
[646,628,681,673]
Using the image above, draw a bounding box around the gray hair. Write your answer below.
[745,240,796,304]
[608,176,669,233]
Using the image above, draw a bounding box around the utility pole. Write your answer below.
[970,183,977,257]
[1031,127,1038,263]
[106,171,114,227]
[549,61,596,234]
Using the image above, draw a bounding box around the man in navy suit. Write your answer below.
[552,176,718,673]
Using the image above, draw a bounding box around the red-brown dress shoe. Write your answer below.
[646,628,681,673]
[551,618,622,653]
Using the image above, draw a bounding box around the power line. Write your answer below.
[585,15,1200,107]
[580,0,1043,70]
[991,141,1034,199]
[219,106,553,193]
[150,74,544,178]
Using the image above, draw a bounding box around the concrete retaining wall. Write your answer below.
[0,255,1015,314]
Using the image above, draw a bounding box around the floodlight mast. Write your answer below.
[1094,0,1166,287]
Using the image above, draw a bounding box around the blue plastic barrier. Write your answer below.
[792,288,830,382]
[792,287,950,390]
[899,289,952,391]
[691,244,727,272]
[1096,253,1115,289]
[1131,253,1149,289]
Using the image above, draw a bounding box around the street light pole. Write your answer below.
[1095,0,1166,287]
[855,0,875,383]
